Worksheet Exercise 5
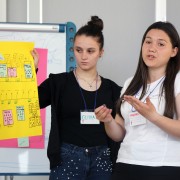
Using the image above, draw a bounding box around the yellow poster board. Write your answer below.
[0,41,42,140]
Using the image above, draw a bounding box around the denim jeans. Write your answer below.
[49,143,112,180]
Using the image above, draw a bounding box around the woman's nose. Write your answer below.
[149,43,157,52]
[81,52,88,60]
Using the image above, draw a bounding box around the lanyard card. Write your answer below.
[80,110,100,125]
[129,112,146,126]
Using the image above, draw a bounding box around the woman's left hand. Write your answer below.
[124,95,158,121]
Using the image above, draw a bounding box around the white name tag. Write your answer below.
[80,111,100,124]
[129,112,146,126]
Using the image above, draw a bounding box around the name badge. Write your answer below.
[129,112,146,126]
[80,111,100,124]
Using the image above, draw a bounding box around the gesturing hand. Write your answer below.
[124,95,158,121]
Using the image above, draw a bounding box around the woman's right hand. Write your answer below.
[31,49,39,70]
[95,105,113,124]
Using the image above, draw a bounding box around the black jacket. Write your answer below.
[38,72,122,169]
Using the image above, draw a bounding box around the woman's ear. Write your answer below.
[99,49,104,58]
[171,47,178,57]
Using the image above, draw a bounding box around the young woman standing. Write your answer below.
[95,21,180,180]
[32,16,121,180]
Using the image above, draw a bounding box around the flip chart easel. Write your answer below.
[0,22,76,176]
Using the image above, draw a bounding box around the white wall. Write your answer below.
[0,0,6,22]
[7,0,27,22]
[167,0,180,33]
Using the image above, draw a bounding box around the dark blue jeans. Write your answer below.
[49,143,112,180]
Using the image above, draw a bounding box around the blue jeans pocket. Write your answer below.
[60,145,72,161]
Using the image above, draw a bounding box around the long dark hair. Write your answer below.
[74,16,104,50]
[117,21,180,118]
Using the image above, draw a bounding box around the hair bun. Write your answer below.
[87,16,103,31]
